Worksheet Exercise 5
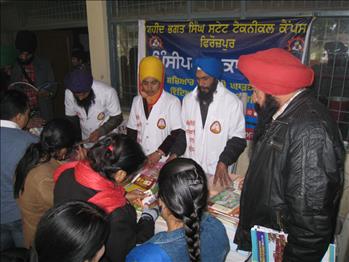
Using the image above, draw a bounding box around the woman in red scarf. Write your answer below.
[53,134,156,262]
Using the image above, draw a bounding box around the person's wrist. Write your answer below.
[156,149,164,157]
[141,207,160,222]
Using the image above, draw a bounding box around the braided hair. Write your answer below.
[158,158,208,262]
[14,118,75,198]
[87,134,146,180]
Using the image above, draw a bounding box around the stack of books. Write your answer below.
[251,225,336,262]
[208,175,244,225]
[251,225,288,262]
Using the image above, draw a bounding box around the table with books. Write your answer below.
[124,163,250,262]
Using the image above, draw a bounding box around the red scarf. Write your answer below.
[54,161,126,214]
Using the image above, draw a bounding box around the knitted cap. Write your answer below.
[238,48,314,95]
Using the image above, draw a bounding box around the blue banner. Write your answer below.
[145,18,312,140]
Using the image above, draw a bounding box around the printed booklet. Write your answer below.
[251,225,336,262]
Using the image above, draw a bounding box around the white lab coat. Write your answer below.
[182,82,245,175]
[127,91,182,158]
[65,80,122,140]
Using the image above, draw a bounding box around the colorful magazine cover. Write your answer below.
[124,162,164,208]
[251,225,336,262]
[251,225,288,262]
[208,187,240,218]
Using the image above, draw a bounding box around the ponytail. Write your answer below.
[14,118,76,198]
[87,134,146,180]
[14,143,49,198]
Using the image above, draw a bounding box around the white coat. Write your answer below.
[182,82,245,175]
[65,80,122,140]
[127,91,182,158]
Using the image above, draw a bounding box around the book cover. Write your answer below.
[251,225,335,262]
[251,225,287,262]
[208,187,240,220]
[124,162,164,208]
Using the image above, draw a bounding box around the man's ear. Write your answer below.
[113,170,127,184]
[12,113,24,126]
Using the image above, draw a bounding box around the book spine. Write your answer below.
[257,230,266,262]
[251,228,258,262]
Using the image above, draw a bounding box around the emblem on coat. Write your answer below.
[210,121,221,134]
[97,112,105,121]
[157,118,166,129]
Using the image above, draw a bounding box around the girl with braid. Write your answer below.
[127,158,230,262]
[54,134,158,262]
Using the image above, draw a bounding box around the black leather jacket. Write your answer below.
[234,90,345,262]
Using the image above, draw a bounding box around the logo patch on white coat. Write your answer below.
[210,121,221,134]
[97,112,105,121]
[157,118,166,129]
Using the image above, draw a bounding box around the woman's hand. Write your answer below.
[125,190,146,205]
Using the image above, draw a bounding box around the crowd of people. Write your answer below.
[0,30,345,262]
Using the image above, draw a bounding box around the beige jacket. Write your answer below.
[17,158,61,248]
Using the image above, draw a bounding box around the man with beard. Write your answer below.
[64,68,123,143]
[234,48,344,261]
[181,57,246,186]
[11,30,56,121]
[127,56,185,166]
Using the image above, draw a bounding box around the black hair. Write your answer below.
[0,89,29,120]
[87,133,146,180]
[15,30,37,53]
[72,50,86,63]
[30,201,109,262]
[14,118,76,198]
[158,158,208,262]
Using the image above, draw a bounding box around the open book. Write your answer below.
[251,225,336,262]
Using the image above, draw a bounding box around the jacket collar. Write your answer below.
[275,88,314,121]
[0,120,20,129]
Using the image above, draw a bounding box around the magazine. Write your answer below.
[251,225,288,262]
[124,162,164,208]
[207,175,244,224]
[251,225,336,262]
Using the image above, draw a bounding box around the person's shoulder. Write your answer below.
[0,127,36,140]
[16,128,38,142]
[182,88,196,103]
[92,80,114,91]
[201,213,226,231]
[163,91,180,103]
[218,84,241,102]
[131,95,142,103]
[126,242,172,262]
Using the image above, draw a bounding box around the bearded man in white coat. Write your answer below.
[181,57,246,186]
[127,56,186,166]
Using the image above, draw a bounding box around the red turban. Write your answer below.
[238,48,314,95]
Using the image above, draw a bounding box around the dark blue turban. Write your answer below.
[193,57,223,79]
[64,69,93,93]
